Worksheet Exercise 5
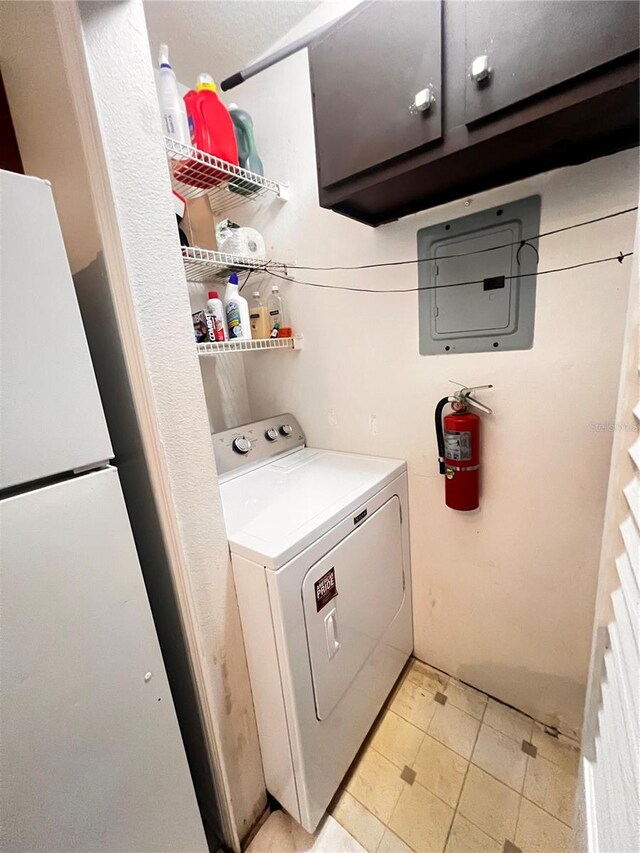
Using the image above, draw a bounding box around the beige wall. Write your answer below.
[218,5,637,738]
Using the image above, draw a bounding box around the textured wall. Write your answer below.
[226,3,637,737]
[75,2,266,841]
[1,1,266,847]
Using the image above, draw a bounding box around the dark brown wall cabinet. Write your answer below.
[309,0,639,225]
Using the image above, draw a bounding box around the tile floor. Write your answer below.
[246,810,366,853]
[328,658,581,853]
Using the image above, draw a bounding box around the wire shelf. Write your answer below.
[197,336,301,355]
[182,246,287,284]
[166,137,288,213]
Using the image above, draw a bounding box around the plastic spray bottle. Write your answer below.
[157,44,191,146]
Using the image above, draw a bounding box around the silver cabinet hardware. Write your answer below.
[409,87,434,115]
[471,54,491,83]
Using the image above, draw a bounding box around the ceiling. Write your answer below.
[144,1,319,89]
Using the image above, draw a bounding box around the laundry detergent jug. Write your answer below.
[184,74,238,185]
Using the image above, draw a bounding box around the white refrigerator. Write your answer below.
[0,170,208,852]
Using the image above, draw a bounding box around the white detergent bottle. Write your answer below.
[157,44,191,146]
[206,291,228,341]
[224,273,251,341]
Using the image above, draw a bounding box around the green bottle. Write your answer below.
[229,104,264,196]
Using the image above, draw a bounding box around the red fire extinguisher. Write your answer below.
[435,383,493,511]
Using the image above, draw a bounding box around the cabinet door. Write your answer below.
[310,0,442,189]
[464,0,639,124]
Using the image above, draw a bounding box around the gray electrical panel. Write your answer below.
[418,196,541,354]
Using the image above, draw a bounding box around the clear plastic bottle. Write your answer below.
[267,285,286,338]
[157,44,191,146]
[249,291,270,339]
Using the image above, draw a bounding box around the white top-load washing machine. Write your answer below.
[213,415,413,833]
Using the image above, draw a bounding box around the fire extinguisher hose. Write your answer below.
[434,397,450,475]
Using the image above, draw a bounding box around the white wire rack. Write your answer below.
[197,336,302,355]
[166,137,288,212]
[182,246,287,284]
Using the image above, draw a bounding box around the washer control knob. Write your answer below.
[279,424,293,436]
[232,436,252,454]
[265,428,278,441]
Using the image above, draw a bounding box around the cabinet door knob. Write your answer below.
[409,87,434,115]
[471,54,491,83]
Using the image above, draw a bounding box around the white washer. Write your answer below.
[213,414,413,833]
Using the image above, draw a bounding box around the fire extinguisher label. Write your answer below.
[444,430,472,461]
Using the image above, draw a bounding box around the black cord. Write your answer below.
[263,252,633,294]
[278,206,638,272]
[238,268,253,293]
[516,240,539,266]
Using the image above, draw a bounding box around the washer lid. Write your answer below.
[219,448,405,568]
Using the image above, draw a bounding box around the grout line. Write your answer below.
[466,761,527,796]
[520,792,577,830]
[388,683,438,732]
[410,731,428,771]
[385,707,432,740]
[424,698,481,762]
[513,756,527,845]
[386,772,456,841]
[390,703,436,733]
[368,741,419,773]
[442,692,489,849]
[455,810,509,847]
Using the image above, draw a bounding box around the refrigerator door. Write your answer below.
[0,170,112,490]
[1,467,207,852]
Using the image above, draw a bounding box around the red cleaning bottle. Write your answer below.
[184,74,238,185]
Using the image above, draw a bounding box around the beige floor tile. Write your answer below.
[330,789,386,852]
[391,679,438,732]
[530,724,580,775]
[444,680,488,721]
[444,814,502,853]
[523,755,577,827]
[458,765,520,843]
[407,659,449,694]
[472,724,528,791]
[484,700,533,743]
[389,780,454,853]
[516,797,576,853]
[371,710,425,769]
[346,747,406,824]
[246,811,366,853]
[428,702,481,760]
[413,734,468,807]
[377,828,413,853]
